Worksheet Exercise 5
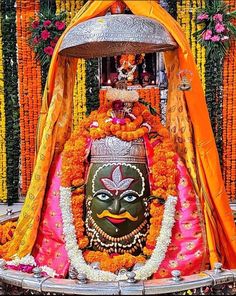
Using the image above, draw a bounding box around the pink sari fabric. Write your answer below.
[32,154,69,277]
[153,155,208,279]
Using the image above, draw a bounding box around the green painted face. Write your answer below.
[86,163,150,237]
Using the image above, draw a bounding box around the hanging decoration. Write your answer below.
[0,11,7,203]
[2,0,20,205]
[195,0,236,163]
[16,0,42,196]
[55,0,87,127]
[222,0,236,201]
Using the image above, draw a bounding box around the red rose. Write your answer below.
[33,36,40,44]
[41,30,50,40]
[43,20,52,27]
[44,46,54,56]
[32,20,39,29]
[55,21,65,30]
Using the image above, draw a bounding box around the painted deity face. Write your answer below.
[86,163,150,238]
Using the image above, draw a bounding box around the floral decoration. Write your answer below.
[195,0,236,56]
[29,9,66,68]
[60,99,179,277]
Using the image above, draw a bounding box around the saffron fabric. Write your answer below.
[1,0,235,270]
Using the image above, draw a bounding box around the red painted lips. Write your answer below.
[106,217,126,224]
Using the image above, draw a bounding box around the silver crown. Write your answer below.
[90,136,147,164]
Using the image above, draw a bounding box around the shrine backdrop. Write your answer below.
[0,0,235,204]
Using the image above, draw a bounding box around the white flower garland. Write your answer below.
[60,186,177,281]
[106,88,139,103]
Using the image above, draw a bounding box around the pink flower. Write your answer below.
[44,46,54,56]
[215,23,225,33]
[41,30,50,40]
[213,13,223,22]
[197,13,209,21]
[211,35,220,42]
[43,20,51,27]
[32,20,39,29]
[202,29,212,41]
[33,36,40,44]
[55,21,65,31]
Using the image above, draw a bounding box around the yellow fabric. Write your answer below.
[1,0,235,268]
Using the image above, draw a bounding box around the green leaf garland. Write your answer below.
[1,0,20,205]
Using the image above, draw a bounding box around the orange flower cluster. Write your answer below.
[84,250,146,273]
[16,0,42,195]
[143,201,164,256]
[0,221,17,245]
[71,189,89,249]
[61,101,178,271]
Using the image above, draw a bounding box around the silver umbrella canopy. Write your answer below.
[59,14,178,58]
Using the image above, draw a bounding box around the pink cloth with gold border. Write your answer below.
[33,148,207,278]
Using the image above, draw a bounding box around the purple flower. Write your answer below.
[43,20,52,27]
[213,13,223,22]
[197,13,209,21]
[211,35,221,42]
[202,29,212,41]
[215,23,225,33]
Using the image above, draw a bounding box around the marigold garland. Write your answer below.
[222,0,236,201]
[0,12,7,202]
[61,101,178,273]
[16,0,42,196]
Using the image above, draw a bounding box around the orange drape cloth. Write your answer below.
[1,0,235,268]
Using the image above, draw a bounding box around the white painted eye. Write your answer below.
[96,193,110,201]
[123,195,137,202]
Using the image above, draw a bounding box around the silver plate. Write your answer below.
[59,14,178,58]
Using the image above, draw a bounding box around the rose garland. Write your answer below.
[0,14,7,202]
[60,102,179,277]
[2,0,20,204]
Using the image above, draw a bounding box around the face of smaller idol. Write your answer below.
[86,164,150,237]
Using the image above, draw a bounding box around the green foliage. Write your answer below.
[1,0,20,204]
[85,59,100,115]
